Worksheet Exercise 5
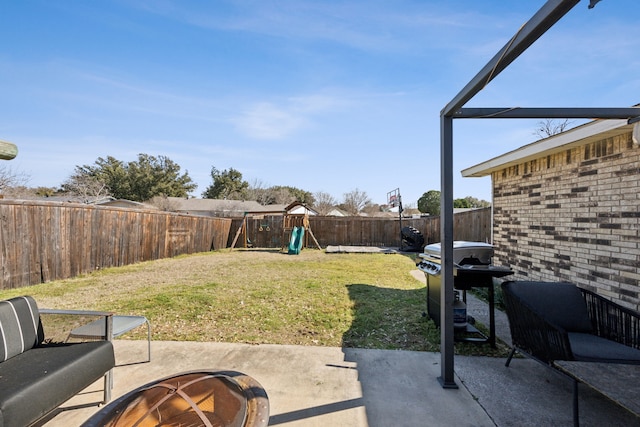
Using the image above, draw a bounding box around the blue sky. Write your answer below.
[1,1,638,206]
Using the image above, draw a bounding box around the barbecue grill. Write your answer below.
[417,241,513,346]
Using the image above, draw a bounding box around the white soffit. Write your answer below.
[461,119,632,177]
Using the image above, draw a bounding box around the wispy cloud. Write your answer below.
[16,59,239,129]
[133,0,511,54]
[231,102,306,140]
[231,93,352,140]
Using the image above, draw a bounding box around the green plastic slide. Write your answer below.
[287,226,305,255]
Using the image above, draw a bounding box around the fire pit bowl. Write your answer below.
[81,371,269,427]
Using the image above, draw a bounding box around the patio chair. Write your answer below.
[501,281,640,425]
[502,281,640,366]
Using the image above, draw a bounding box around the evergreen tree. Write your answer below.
[202,167,249,199]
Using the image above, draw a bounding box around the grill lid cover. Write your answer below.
[422,241,494,265]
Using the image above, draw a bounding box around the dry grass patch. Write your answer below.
[0,249,509,356]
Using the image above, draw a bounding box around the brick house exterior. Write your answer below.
[463,119,639,310]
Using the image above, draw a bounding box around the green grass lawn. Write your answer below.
[0,249,508,356]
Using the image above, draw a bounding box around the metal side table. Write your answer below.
[68,315,151,364]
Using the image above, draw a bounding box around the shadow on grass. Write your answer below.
[340,284,442,427]
[339,282,512,426]
[342,283,437,352]
[342,283,511,356]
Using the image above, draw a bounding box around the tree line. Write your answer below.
[0,154,383,215]
[1,119,572,213]
[417,190,490,216]
[1,153,490,215]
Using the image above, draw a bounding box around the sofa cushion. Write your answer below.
[0,340,115,427]
[0,296,43,362]
[568,332,640,364]
[503,281,593,333]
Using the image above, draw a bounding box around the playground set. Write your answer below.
[230,204,321,254]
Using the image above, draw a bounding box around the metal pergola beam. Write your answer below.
[437,0,588,388]
[442,0,581,118]
[454,107,640,120]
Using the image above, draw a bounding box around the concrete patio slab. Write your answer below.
[43,341,493,427]
[41,340,640,427]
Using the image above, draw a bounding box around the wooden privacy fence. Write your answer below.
[0,200,232,290]
[228,207,491,249]
[1,201,489,290]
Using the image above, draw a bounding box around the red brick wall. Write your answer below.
[492,131,639,310]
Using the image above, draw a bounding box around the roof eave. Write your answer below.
[461,119,632,177]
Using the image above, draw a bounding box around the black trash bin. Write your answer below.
[401,226,424,252]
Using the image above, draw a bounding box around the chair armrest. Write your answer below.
[502,284,574,363]
[40,308,113,317]
[39,309,113,342]
[581,288,640,349]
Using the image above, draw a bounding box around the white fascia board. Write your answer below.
[461,119,630,177]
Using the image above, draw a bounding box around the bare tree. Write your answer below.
[533,119,573,139]
[2,186,37,199]
[361,203,382,216]
[246,179,272,205]
[61,173,111,203]
[342,188,371,216]
[313,191,337,215]
[245,181,314,206]
[0,165,30,195]
[272,187,295,204]
[148,195,180,211]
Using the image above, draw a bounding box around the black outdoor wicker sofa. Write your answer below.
[501,281,640,426]
[0,295,115,427]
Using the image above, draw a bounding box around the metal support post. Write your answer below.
[438,114,457,388]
